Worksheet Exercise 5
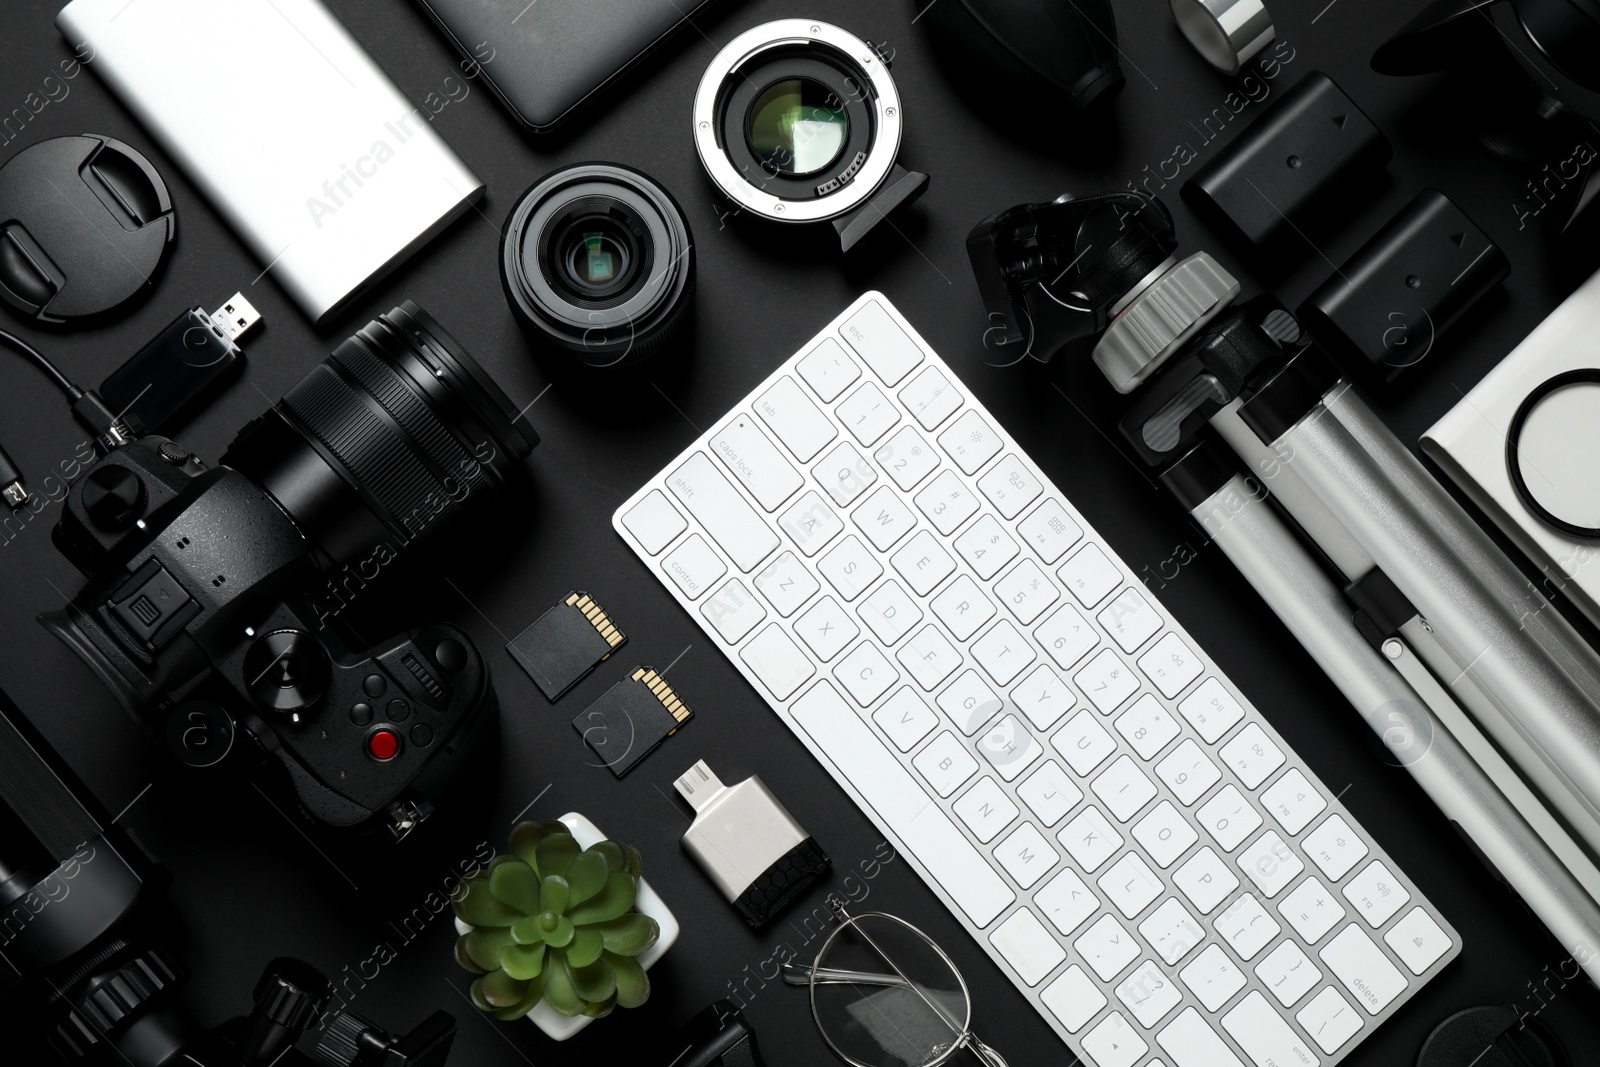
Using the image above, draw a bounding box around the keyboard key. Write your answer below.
[858,580,923,644]
[1042,966,1107,1033]
[701,578,767,643]
[663,533,727,599]
[620,489,686,555]
[914,470,981,535]
[1303,815,1369,881]
[837,381,900,446]
[1196,785,1263,852]
[818,536,883,601]
[755,375,837,462]
[1076,648,1140,714]
[890,530,957,596]
[1214,894,1281,962]
[1060,806,1123,873]
[1011,664,1075,731]
[994,822,1058,889]
[1173,848,1240,914]
[873,687,938,752]
[667,454,780,572]
[938,409,1004,475]
[1279,878,1346,943]
[1099,852,1163,918]
[1060,543,1123,606]
[1139,632,1204,698]
[874,426,938,490]
[1141,898,1205,965]
[1342,861,1410,927]
[1077,915,1142,983]
[954,776,1019,843]
[1018,499,1084,565]
[1178,678,1246,744]
[1255,940,1321,1007]
[754,551,820,617]
[778,490,844,557]
[1157,1008,1247,1067]
[977,454,1042,519]
[1094,756,1159,823]
[1262,769,1327,835]
[913,731,979,797]
[711,414,803,511]
[1019,760,1082,825]
[899,364,962,429]
[814,441,878,507]
[1297,988,1363,1055]
[1221,991,1321,1067]
[840,299,924,386]
[796,337,860,402]
[794,596,859,661]
[1053,711,1118,775]
[1035,603,1098,669]
[953,513,1020,579]
[1156,739,1222,805]
[1384,907,1452,974]
[1117,959,1183,1028]
[1220,724,1284,789]
[1036,867,1099,935]
[995,559,1060,624]
[789,682,1014,926]
[939,670,1003,735]
[1179,944,1247,1012]
[990,908,1065,986]
[852,485,917,550]
[834,643,900,706]
[1099,588,1163,653]
[898,625,963,690]
[739,624,815,699]
[971,619,1036,685]
[1116,694,1182,760]
[1081,1011,1147,1067]
[976,714,1043,781]
[1238,831,1304,898]
[930,574,997,641]
[1133,800,1199,867]
[1321,924,1407,1014]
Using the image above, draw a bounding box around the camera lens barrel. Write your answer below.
[501,163,696,369]
[224,303,537,573]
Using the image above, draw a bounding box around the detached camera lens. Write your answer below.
[501,163,695,369]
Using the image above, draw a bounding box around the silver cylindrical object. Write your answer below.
[1170,0,1275,75]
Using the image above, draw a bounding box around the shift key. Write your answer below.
[667,453,781,572]
[711,414,804,511]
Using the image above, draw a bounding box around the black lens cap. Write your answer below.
[1417,1005,1569,1067]
[0,134,176,326]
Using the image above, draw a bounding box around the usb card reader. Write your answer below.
[674,760,830,927]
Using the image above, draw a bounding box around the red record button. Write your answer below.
[368,729,400,761]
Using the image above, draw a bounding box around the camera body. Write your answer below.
[46,437,493,839]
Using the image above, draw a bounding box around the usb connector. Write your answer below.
[208,293,262,343]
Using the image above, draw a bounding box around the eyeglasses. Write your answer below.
[781,899,1010,1067]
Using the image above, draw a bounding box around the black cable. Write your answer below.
[0,327,125,508]
[0,326,83,400]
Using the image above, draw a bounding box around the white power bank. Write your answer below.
[58,0,484,326]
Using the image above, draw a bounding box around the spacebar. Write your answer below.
[791,682,1015,927]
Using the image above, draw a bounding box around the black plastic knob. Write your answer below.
[311,1011,374,1067]
[82,465,146,530]
[253,958,332,1031]
[244,630,332,712]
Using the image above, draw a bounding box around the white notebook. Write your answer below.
[58,0,484,325]
[1423,267,1600,629]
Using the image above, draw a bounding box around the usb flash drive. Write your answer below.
[100,293,263,434]
[674,760,831,927]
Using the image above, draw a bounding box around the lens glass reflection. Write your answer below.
[747,77,850,178]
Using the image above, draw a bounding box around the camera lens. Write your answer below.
[502,163,695,369]
[223,303,538,572]
[747,77,851,178]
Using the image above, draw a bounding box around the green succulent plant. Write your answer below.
[453,821,660,1021]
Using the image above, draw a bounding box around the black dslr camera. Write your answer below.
[40,304,537,841]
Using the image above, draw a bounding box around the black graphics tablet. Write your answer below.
[414,0,730,133]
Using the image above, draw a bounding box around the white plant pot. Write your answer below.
[455,812,679,1041]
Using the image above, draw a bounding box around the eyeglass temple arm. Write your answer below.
[780,962,913,989]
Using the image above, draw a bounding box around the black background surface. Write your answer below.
[3,0,1600,1064]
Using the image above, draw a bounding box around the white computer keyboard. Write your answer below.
[614,293,1458,1067]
